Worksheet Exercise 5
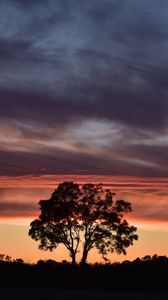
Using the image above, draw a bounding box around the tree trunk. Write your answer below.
[70,250,76,265]
[80,248,88,265]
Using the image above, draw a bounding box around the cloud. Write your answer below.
[0,0,168,180]
[0,186,50,217]
[0,202,37,217]
[0,175,168,226]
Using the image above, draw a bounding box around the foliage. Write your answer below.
[0,253,12,262]
[29,182,138,264]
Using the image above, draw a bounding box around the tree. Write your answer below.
[29,182,138,264]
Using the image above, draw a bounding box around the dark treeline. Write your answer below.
[0,254,168,292]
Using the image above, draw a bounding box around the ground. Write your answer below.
[0,288,168,300]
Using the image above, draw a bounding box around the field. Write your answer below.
[0,288,168,300]
[0,258,168,299]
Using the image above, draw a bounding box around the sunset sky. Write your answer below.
[0,0,168,263]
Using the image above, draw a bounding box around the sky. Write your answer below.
[0,0,168,263]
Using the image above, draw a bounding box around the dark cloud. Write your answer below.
[0,39,32,61]
[1,142,168,178]
[120,144,168,168]
[0,86,167,131]
[0,0,168,179]
[13,0,47,8]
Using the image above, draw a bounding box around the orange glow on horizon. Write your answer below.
[1,216,168,231]
[0,174,168,228]
[0,173,168,263]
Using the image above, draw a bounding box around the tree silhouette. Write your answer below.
[29,182,138,264]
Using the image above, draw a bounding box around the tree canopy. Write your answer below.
[29,182,138,264]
